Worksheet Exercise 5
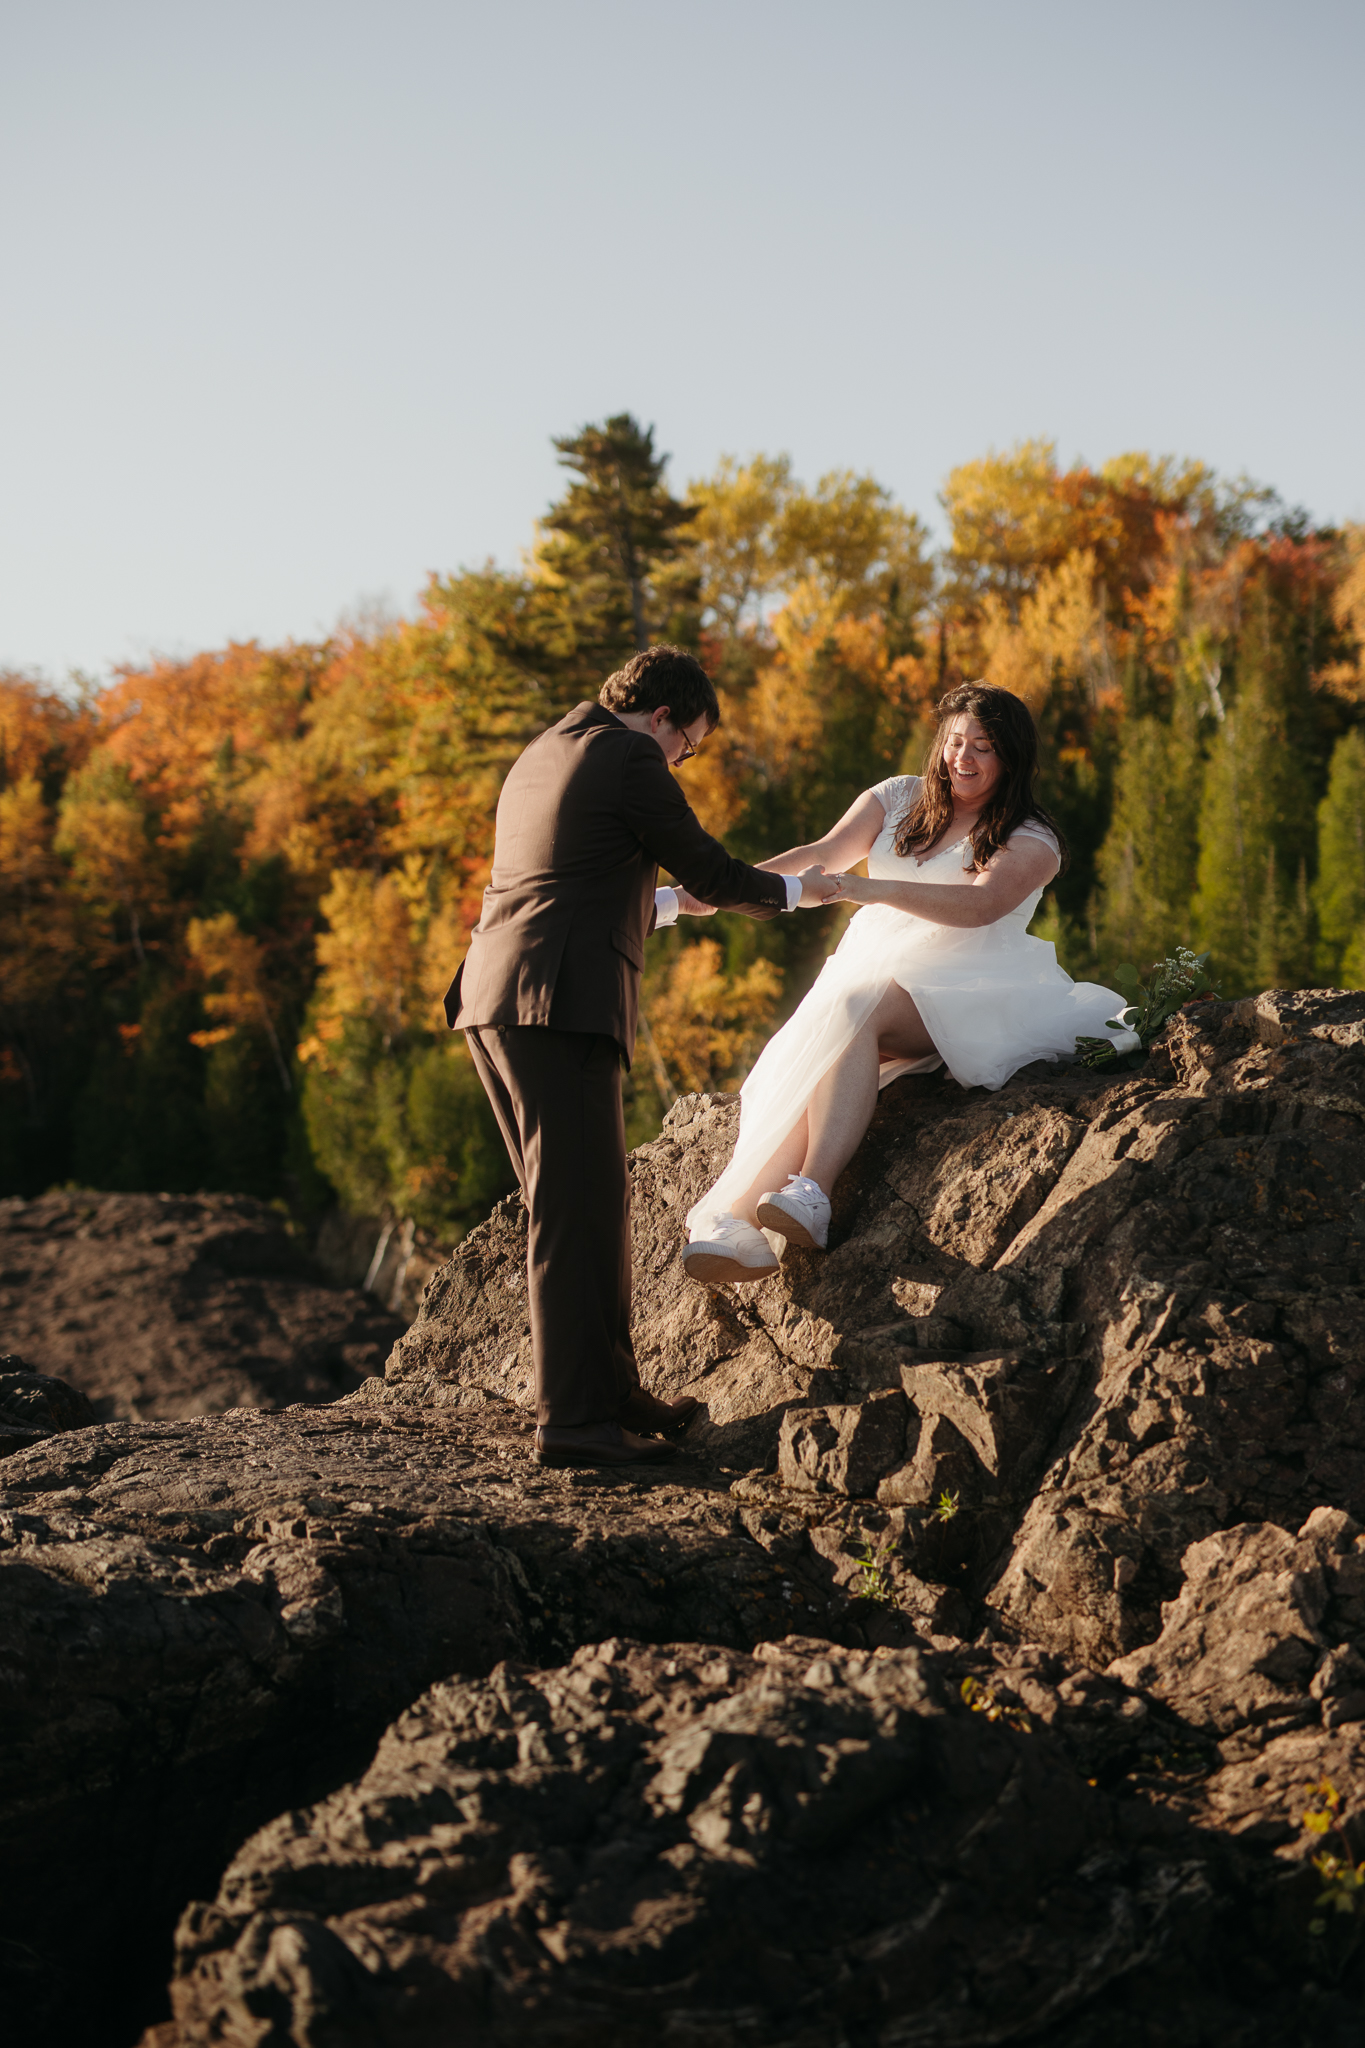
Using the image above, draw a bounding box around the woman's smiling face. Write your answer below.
[942,714,1004,806]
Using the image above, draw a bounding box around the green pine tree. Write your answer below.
[1192,582,1316,994]
[1092,663,1203,974]
[535,414,700,683]
[1252,849,1316,992]
[1313,727,1365,983]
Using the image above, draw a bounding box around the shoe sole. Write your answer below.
[534,1442,679,1469]
[681,1247,778,1285]
[755,1196,826,1250]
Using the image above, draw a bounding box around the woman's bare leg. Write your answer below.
[725,983,936,1223]
[731,1115,809,1225]
[800,983,936,1194]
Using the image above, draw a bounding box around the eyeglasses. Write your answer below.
[675,728,697,763]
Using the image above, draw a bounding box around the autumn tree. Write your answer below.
[56,759,165,967]
[186,912,293,1091]
[688,455,933,657]
[687,454,797,642]
[640,938,782,1101]
[0,672,96,793]
[298,863,513,1235]
[4,424,1361,1232]
[0,775,79,1179]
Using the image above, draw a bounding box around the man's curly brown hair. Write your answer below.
[598,646,720,732]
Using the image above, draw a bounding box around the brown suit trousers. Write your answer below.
[465,1023,637,1427]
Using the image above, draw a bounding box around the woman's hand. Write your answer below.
[797,865,841,906]
[674,887,718,916]
[827,873,872,904]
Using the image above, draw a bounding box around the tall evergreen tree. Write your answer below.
[1253,849,1316,992]
[1192,580,1316,993]
[1314,727,1365,984]
[1092,662,1203,971]
[535,415,700,683]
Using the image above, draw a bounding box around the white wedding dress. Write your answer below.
[690,773,1131,1229]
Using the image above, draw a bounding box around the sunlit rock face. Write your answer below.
[375,987,1365,1667]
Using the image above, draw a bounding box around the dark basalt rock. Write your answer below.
[0,1402,963,2045]
[147,1626,1365,2048]
[153,1636,1200,2047]
[0,1188,404,1418]
[4,989,1365,2046]
[0,1352,95,1455]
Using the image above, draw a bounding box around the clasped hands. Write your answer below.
[794,867,872,906]
[674,867,856,916]
[796,865,846,907]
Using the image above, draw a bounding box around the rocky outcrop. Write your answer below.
[0,1352,95,1455]
[0,1400,948,2044]
[376,988,1365,1673]
[153,1635,1203,2048]
[314,1205,452,1322]
[1109,1506,1365,1744]
[0,1189,404,1418]
[5,988,1365,2045]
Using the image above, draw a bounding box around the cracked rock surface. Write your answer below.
[152,1636,1203,2048]
[1,1402,948,2043]
[0,1188,404,1418]
[377,987,1365,1675]
[5,988,1365,2046]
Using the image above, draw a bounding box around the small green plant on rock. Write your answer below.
[960,1675,1032,1734]
[854,1540,899,1606]
[1304,1777,1365,1945]
[932,1489,961,1522]
[1076,948,1221,1070]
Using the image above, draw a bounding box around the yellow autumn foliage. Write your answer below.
[978,550,1113,711]
[643,939,782,1098]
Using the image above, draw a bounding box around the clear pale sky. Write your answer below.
[3,0,1362,684]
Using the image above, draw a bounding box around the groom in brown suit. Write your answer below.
[446,645,831,1467]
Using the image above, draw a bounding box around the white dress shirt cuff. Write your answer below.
[654,885,679,927]
[783,873,803,911]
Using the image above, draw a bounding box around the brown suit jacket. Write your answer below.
[445,701,786,1062]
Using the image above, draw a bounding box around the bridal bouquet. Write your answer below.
[1075,949,1221,1070]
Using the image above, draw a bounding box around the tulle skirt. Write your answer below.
[689,902,1128,1228]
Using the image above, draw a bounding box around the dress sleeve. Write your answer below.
[868,773,919,822]
[1009,818,1062,865]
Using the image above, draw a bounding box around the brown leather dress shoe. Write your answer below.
[533,1422,679,1469]
[619,1387,701,1437]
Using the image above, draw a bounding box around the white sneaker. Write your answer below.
[681,1211,780,1285]
[755,1174,831,1250]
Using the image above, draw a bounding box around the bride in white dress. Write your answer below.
[681,682,1135,1284]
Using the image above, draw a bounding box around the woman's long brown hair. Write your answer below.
[893,682,1069,873]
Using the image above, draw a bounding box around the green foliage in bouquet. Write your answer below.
[1075,948,1221,1071]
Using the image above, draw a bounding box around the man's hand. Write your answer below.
[675,886,718,916]
[796,865,840,907]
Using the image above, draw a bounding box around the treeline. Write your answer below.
[2,419,1363,1241]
